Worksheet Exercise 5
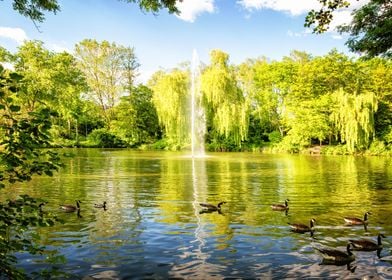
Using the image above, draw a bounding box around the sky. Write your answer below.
[0,0,369,83]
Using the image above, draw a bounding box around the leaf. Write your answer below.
[9,105,21,112]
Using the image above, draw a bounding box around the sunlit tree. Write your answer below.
[74,39,139,127]
[202,49,249,146]
[150,69,189,148]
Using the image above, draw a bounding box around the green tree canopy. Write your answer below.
[74,39,139,127]
[306,0,392,58]
[338,0,392,58]
[201,49,249,145]
[150,69,189,148]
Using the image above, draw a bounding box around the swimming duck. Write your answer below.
[271,199,289,211]
[94,201,107,209]
[288,218,316,234]
[315,243,355,264]
[60,200,81,212]
[199,201,226,211]
[349,233,386,251]
[344,211,371,225]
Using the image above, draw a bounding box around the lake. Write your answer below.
[2,149,392,279]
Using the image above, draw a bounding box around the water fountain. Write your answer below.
[190,49,206,157]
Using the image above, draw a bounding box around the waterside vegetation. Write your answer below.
[1,42,391,155]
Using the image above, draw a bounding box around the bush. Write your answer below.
[87,129,126,148]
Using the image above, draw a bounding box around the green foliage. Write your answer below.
[151,69,189,148]
[306,0,391,59]
[0,66,63,185]
[331,88,378,153]
[112,85,161,146]
[0,65,63,279]
[122,0,180,13]
[0,196,61,279]
[202,49,249,145]
[10,0,60,22]
[86,128,126,148]
[305,0,350,33]
[13,40,87,145]
[74,39,139,127]
[267,131,282,144]
[7,0,179,23]
[338,0,392,59]
[365,139,390,155]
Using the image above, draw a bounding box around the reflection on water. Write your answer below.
[2,150,392,279]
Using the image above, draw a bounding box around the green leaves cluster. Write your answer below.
[202,50,248,145]
[75,39,140,127]
[306,0,392,59]
[151,69,189,148]
[338,0,392,59]
[305,0,350,33]
[0,65,63,279]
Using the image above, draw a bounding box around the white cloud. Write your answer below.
[47,42,71,53]
[287,30,303,37]
[331,34,343,40]
[237,0,369,17]
[0,27,28,44]
[176,0,215,22]
[237,0,321,16]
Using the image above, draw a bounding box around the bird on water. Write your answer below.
[94,201,107,210]
[288,218,316,235]
[271,199,289,211]
[315,243,355,264]
[344,211,371,225]
[60,200,81,212]
[349,233,386,251]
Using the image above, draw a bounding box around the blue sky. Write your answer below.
[0,0,368,83]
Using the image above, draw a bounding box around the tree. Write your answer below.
[305,0,351,33]
[0,65,63,279]
[150,69,189,148]
[5,0,180,23]
[112,85,161,146]
[306,0,392,58]
[331,88,378,152]
[338,0,392,59]
[12,41,87,144]
[74,39,139,127]
[201,50,249,147]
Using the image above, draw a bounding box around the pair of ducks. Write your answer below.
[59,200,107,212]
[286,212,371,235]
[315,233,386,264]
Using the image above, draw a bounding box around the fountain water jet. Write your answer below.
[190,50,206,157]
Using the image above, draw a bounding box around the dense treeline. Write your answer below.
[1,40,391,154]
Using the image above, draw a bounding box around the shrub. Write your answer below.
[87,129,126,148]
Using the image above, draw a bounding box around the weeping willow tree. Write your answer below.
[201,50,248,145]
[331,88,378,152]
[150,69,189,148]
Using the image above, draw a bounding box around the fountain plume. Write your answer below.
[191,50,206,157]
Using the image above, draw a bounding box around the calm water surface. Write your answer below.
[2,149,392,279]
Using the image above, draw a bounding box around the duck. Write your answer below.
[199,201,226,211]
[344,211,371,225]
[349,233,386,251]
[315,243,355,264]
[288,218,316,234]
[94,201,107,209]
[271,199,289,211]
[60,200,81,212]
